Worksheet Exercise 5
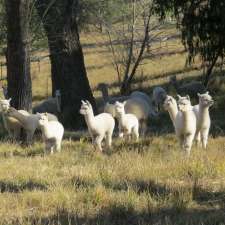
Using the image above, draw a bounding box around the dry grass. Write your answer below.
[0,24,225,224]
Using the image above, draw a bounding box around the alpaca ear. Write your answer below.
[186,95,190,100]
[8,98,11,103]
[123,101,127,106]
[86,100,91,106]
[197,93,201,97]
[206,91,209,95]
[81,100,86,105]
[177,94,182,99]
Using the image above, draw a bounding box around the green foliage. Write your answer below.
[154,0,225,84]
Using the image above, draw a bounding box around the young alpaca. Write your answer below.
[114,101,139,141]
[0,98,30,139]
[176,95,196,156]
[80,100,115,152]
[192,92,214,149]
[38,113,64,154]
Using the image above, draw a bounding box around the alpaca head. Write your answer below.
[198,92,214,107]
[169,76,177,85]
[114,101,126,116]
[0,98,11,112]
[79,100,93,116]
[37,113,48,126]
[163,95,177,111]
[177,95,192,112]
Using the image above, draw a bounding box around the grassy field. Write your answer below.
[0,24,225,224]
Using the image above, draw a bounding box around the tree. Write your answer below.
[154,0,225,86]
[5,0,32,111]
[35,0,96,128]
[95,0,164,94]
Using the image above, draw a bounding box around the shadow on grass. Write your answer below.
[0,180,47,193]
[28,206,225,225]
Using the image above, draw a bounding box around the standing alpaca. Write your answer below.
[80,100,115,152]
[0,98,30,139]
[114,101,139,141]
[176,95,196,156]
[192,92,214,149]
[152,86,167,112]
[163,95,178,128]
[38,113,64,154]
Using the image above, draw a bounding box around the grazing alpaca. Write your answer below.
[80,100,115,152]
[38,113,64,154]
[115,101,139,141]
[176,95,196,156]
[33,90,61,115]
[0,98,30,139]
[130,91,158,117]
[152,86,167,111]
[98,83,130,103]
[192,92,214,149]
[170,76,206,99]
[8,107,43,144]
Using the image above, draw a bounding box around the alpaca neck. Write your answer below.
[84,110,96,130]
[1,112,8,131]
[198,105,209,121]
[181,110,192,128]
[168,104,178,126]
[56,95,61,112]
[10,110,27,124]
[100,85,109,102]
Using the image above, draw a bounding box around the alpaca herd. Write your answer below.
[0,81,213,156]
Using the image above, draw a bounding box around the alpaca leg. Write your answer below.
[26,130,35,145]
[201,128,209,149]
[94,135,104,152]
[105,132,112,149]
[13,127,21,141]
[184,133,195,156]
[177,134,184,149]
[140,120,147,136]
[195,131,201,147]
[56,140,62,152]
[132,125,139,141]
[118,123,123,138]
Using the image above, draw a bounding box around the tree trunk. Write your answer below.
[36,0,96,129]
[5,0,32,111]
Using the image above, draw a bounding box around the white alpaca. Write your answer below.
[38,113,64,154]
[0,98,30,139]
[164,95,196,155]
[163,95,178,128]
[104,98,150,135]
[115,101,139,140]
[80,100,115,152]
[130,91,158,117]
[152,86,167,111]
[192,92,214,149]
[176,95,196,155]
[8,107,43,144]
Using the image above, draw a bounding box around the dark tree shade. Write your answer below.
[5,0,32,111]
[35,0,96,128]
[154,0,225,86]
